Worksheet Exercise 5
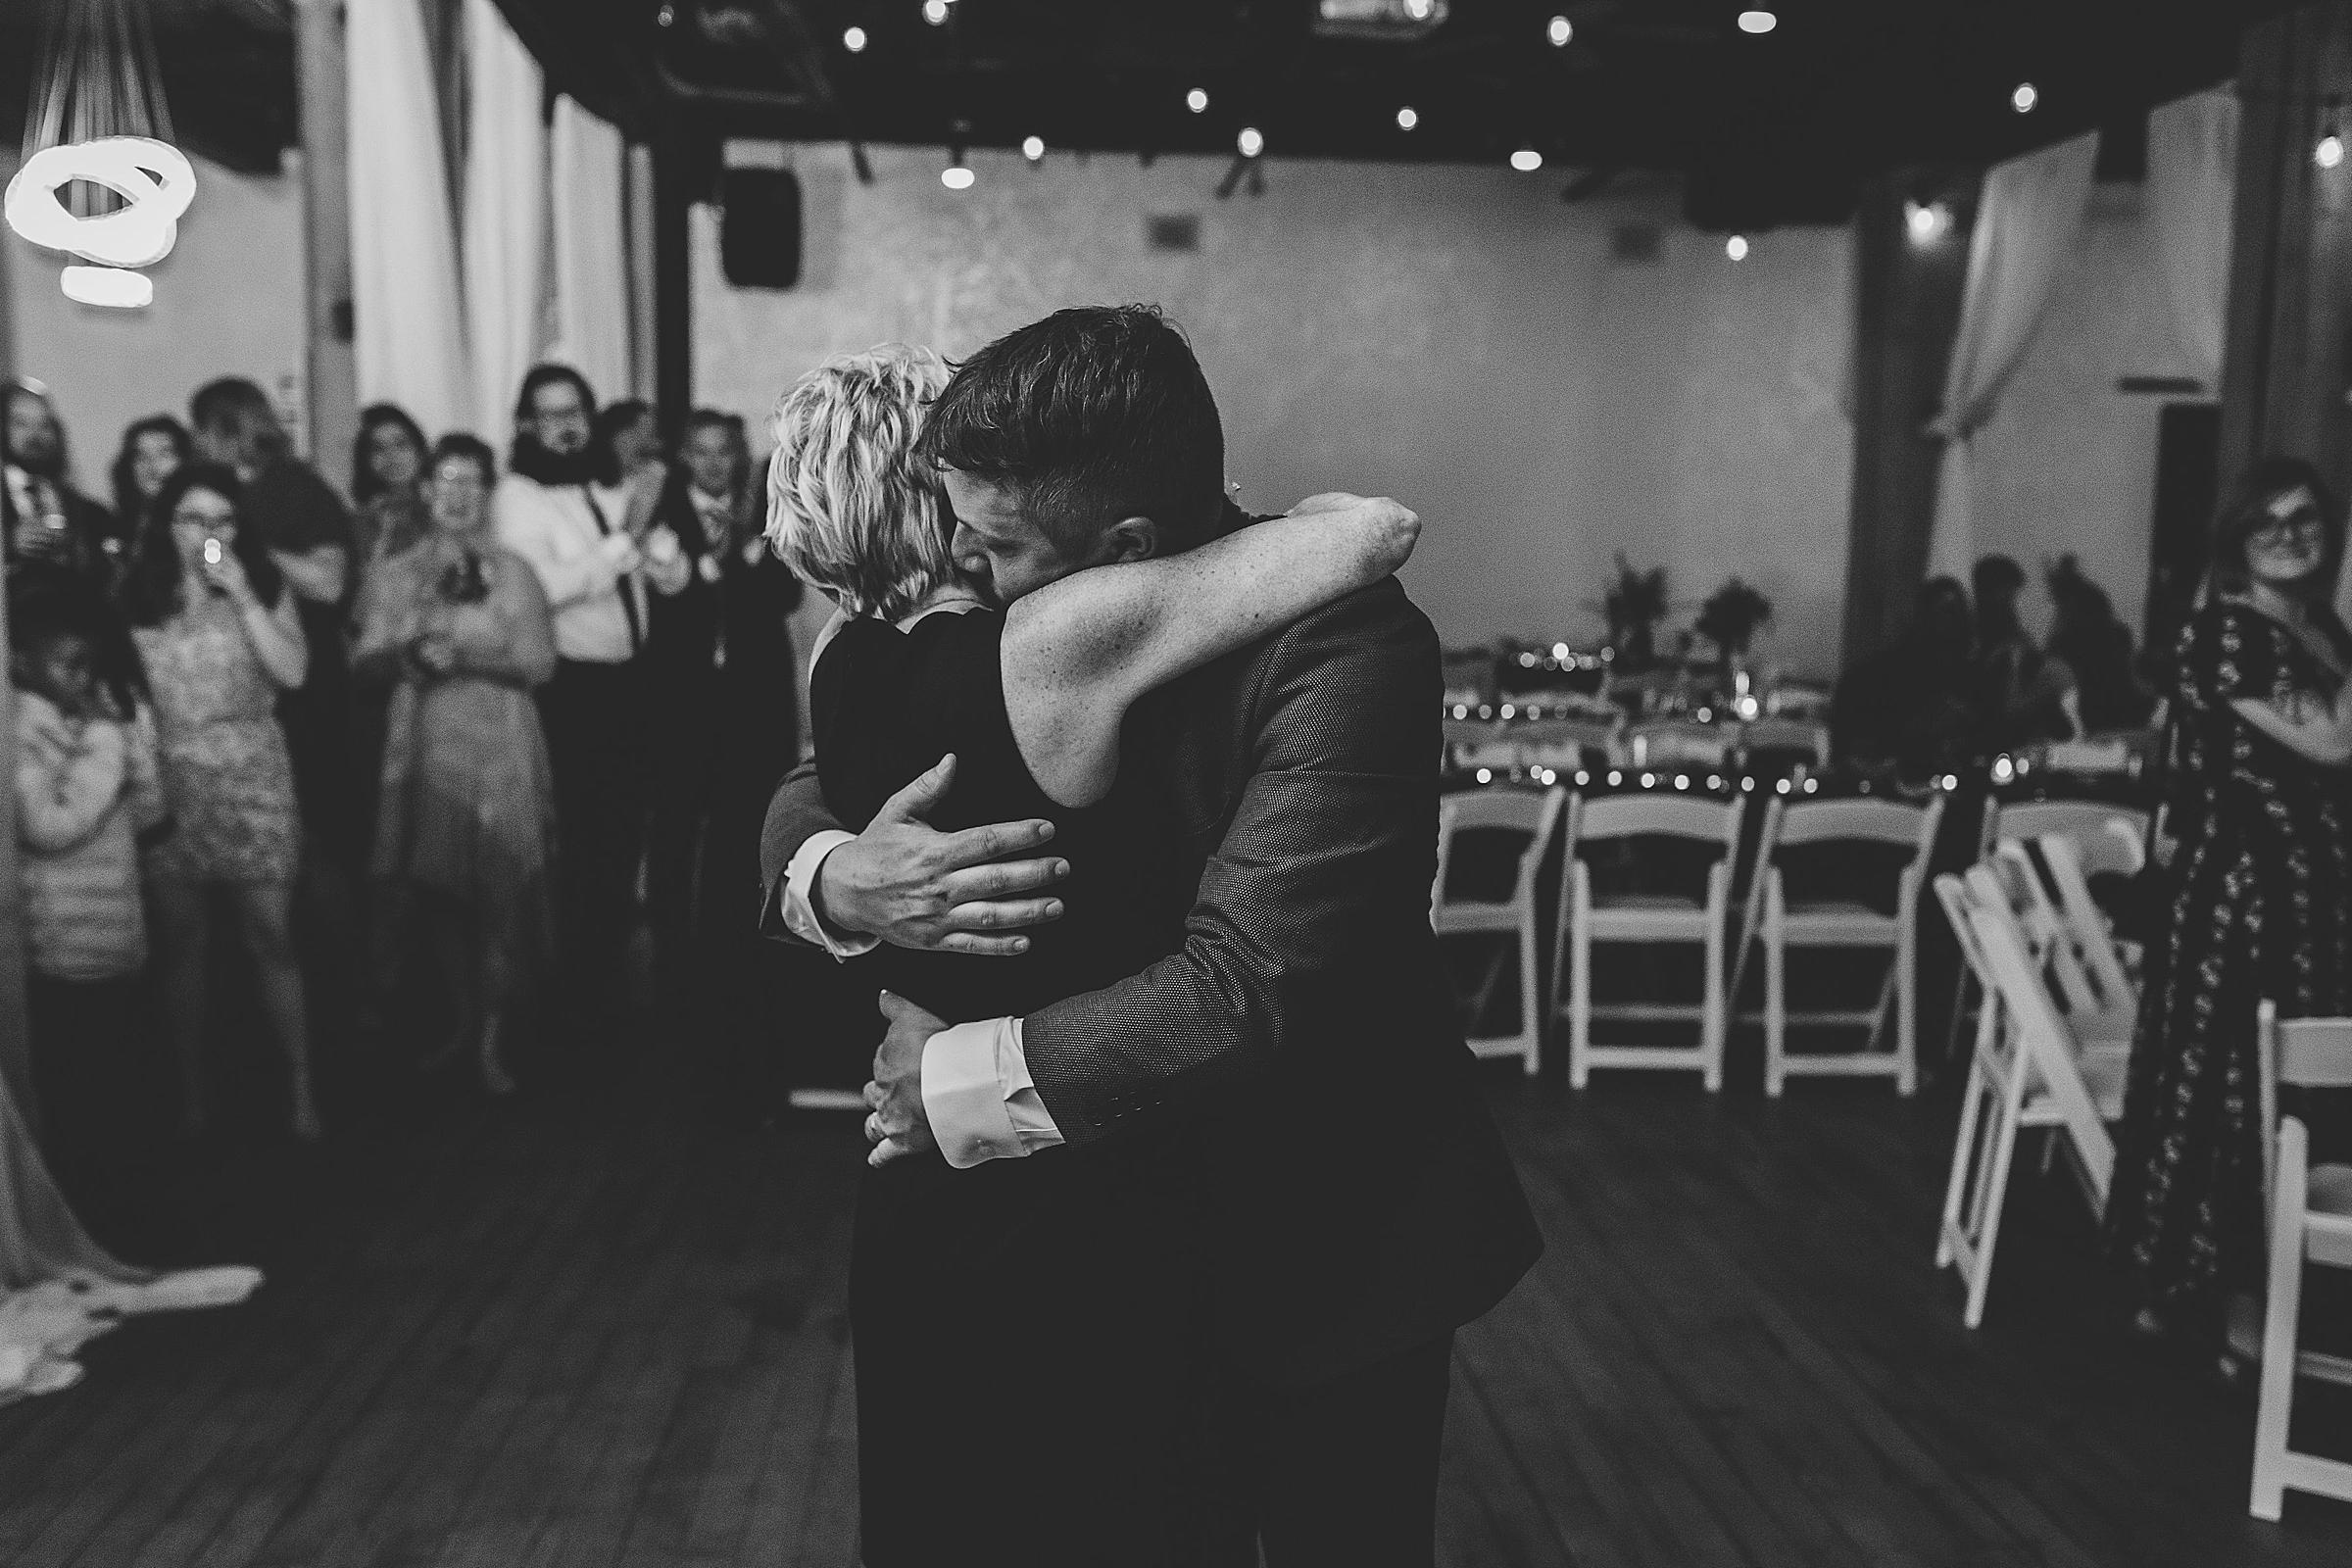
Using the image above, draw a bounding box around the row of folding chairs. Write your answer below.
[1444,715,1832,779]
[1432,782,1942,1094]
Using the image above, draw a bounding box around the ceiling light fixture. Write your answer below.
[843,25,867,51]
[2011,82,2038,114]
[1187,87,1210,114]
[1545,15,1572,47]
[1726,234,1749,261]
[1738,10,1777,34]
[1396,106,1418,130]
[1237,126,1265,158]
[2320,129,2346,170]
[1022,134,1046,163]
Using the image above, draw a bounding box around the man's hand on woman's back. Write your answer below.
[813,753,1072,956]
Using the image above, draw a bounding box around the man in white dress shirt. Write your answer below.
[494,365,687,1052]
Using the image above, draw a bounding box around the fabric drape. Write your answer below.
[461,0,548,444]
[1926,131,2100,576]
[549,95,634,404]
[0,1071,262,1404]
[345,0,472,437]
[2146,86,2239,389]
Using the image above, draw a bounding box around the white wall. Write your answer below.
[693,145,1858,677]
[2,151,311,499]
[1965,179,2195,640]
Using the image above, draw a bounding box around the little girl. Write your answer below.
[11,573,166,1247]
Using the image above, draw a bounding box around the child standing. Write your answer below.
[11,573,166,1249]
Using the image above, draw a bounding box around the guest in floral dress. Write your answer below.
[120,463,319,1141]
[351,435,557,1094]
[2106,456,2352,1376]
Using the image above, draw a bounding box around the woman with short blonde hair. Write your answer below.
[765,344,956,622]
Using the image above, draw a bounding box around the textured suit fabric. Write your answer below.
[760,578,1542,1390]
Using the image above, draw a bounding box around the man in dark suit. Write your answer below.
[760,305,1540,1565]
[642,410,808,1102]
[3,381,120,584]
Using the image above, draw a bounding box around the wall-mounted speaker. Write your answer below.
[720,168,802,290]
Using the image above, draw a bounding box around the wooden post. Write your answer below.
[652,127,698,441]
[297,0,359,482]
[1838,171,1975,666]
[2218,2,2352,500]
[0,205,30,1131]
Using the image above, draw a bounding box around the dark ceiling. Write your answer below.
[0,0,2307,227]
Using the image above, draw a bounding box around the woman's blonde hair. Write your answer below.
[765,344,956,620]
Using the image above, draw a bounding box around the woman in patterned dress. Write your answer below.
[351,435,557,1094]
[2105,456,2352,1375]
[121,463,319,1141]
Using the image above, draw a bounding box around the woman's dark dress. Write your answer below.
[811,608,1209,1567]
[2105,599,2352,1338]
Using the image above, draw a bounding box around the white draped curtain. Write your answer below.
[345,0,472,438]
[549,95,634,404]
[1926,131,2100,577]
[2145,87,2239,389]
[461,0,547,443]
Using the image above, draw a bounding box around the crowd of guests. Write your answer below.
[4,368,814,1252]
[1832,550,2158,778]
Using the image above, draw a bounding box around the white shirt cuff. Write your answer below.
[923,1017,1064,1168]
[780,830,880,959]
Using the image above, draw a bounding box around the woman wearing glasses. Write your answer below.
[2106,456,2352,1382]
[121,462,318,1141]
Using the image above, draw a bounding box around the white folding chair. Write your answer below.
[1947,797,2149,1061]
[1750,794,1944,1097]
[2035,833,2139,1022]
[1555,792,1745,1091]
[1434,787,1568,1075]
[1444,717,1510,776]
[1510,717,1622,777]
[2250,1002,2352,1520]
[1626,721,1735,774]
[1981,798,2149,869]
[1737,717,1832,772]
[1932,868,2128,1328]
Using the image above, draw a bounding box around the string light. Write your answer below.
[1545,15,1572,47]
[1187,87,1210,114]
[1510,147,1543,172]
[1396,106,1419,130]
[1238,126,1264,158]
[922,0,950,24]
[1022,134,1046,163]
[1905,198,1952,244]
[843,24,867,51]
[1738,10,1777,33]
[2011,82,2038,114]
[2320,129,2346,170]
[1726,234,1749,260]
[941,147,974,189]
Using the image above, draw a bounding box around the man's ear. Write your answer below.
[1102,514,1159,564]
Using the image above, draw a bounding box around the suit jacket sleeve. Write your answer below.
[758,758,845,941]
[1021,581,1444,1147]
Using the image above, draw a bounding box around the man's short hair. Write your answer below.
[917,304,1225,556]
[765,344,956,621]
[189,377,288,468]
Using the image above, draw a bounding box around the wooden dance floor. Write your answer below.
[2,1067,2349,1567]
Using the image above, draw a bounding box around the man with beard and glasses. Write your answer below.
[4,381,121,585]
[494,365,687,1057]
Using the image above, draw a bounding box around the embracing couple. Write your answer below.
[759,305,1540,1566]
